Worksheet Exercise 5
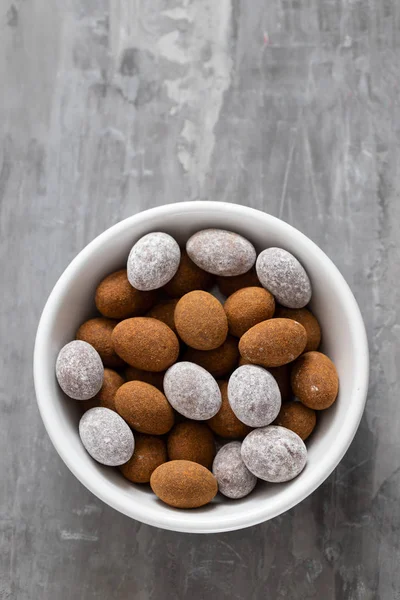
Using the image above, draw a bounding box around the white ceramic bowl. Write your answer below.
[34,201,369,533]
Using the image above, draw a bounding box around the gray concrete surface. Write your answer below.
[1,0,400,598]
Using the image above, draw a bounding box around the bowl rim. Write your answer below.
[33,201,369,533]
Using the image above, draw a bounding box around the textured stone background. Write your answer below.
[1,0,400,598]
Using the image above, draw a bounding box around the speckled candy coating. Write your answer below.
[127,232,181,291]
[241,425,307,482]
[212,442,257,499]
[186,229,256,276]
[256,247,312,308]
[163,362,221,420]
[228,365,281,427]
[79,407,134,466]
[56,340,104,400]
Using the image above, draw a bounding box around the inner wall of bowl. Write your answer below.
[40,204,363,531]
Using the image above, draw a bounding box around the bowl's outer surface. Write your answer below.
[34,202,369,533]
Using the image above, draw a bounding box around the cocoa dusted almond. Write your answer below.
[163,250,213,297]
[167,422,216,469]
[224,287,275,338]
[112,317,179,371]
[115,381,174,435]
[239,318,307,368]
[216,268,261,297]
[274,401,316,440]
[76,317,125,369]
[146,299,179,333]
[120,434,167,483]
[175,291,228,351]
[95,270,157,319]
[183,336,239,378]
[207,381,252,439]
[275,306,321,352]
[291,351,339,410]
[124,366,165,391]
[150,460,218,508]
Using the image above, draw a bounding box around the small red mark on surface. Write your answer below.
[263,31,269,46]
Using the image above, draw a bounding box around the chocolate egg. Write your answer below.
[239,359,292,403]
[124,366,165,391]
[146,299,178,333]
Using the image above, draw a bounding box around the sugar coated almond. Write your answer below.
[238,358,292,402]
[56,340,104,400]
[115,381,174,435]
[256,248,311,308]
[112,317,179,371]
[95,270,157,319]
[79,407,134,466]
[291,351,339,410]
[163,362,221,420]
[239,318,307,368]
[175,291,228,351]
[241,425,307,482]
[212,442,257,499]
[228,365,281,427]
[224,287,275,337]
[127,232,180,291]
[150,460,218,508]
[187,229,256,276]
